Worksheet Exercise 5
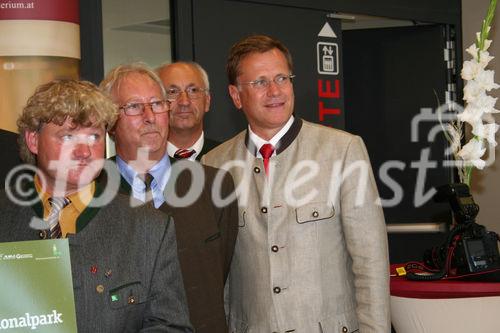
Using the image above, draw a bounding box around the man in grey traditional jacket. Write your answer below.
[202,34,390,333]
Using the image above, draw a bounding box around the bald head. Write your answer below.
[157,62,211,147]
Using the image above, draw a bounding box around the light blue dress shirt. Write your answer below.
[116,154,171,209]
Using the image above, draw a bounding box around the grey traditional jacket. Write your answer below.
[202,118,390,333]
[0,180,193,333]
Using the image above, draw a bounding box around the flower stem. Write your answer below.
[465,165,473,187]
[477,0,498,58]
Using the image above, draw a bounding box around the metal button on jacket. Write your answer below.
[312,211,319,218]
[273,286,281,294]
[261,207,268,214]
[271,245,279,252]
[254,166,261,173]
[128,295,136,304]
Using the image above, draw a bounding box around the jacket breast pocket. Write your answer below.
[295,201,335,224]
[205,231,221,242]
[108,281,145,309]
[319,310,359,333]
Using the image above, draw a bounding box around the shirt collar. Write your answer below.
[34,175,94,214]
[167,132,204,161]
[116,153,171,208]
[248,115,294,158]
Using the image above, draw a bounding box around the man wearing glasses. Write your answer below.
[157,61,219,161]
[0,79,192,332]
[100,63,238,333]
[202,35,390,332]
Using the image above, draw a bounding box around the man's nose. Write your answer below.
[143,103,156,122]
[73,142,91,159]
[266,80,282,96]
[176,90,191,106]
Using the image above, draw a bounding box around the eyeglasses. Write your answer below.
[238,74,295,90]
[119,100,168,116]
[166,86,208,101]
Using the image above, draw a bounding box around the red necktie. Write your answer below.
[174,148,196,159]
[259,143,275,175]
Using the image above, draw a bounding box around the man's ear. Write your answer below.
[24,130,39,155]
[228,85,242,109]
[204,93,211,113]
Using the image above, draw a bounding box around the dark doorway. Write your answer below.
[343,25,453,262]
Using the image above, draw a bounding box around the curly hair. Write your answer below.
[17,79,118,164]
[226,34,293,85]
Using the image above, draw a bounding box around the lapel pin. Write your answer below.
[96,284,104,293]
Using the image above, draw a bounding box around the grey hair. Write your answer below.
[157,61,210,91]
[100,62,167,99]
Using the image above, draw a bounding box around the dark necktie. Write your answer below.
[259,143,275,176]
[174,148,196,159]
[47,197,71,239]
[139,173,154,203]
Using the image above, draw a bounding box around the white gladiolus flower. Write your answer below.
[466,44,495,68]
[484,39,493,51]
[458,105,483,124]
[471,119,489,139]
[461,60,482,80]
[469,93,499,114]
[478,51,494,68]
[483,123,500,145]
[475,69,500,91]
[463,80,484,101]
[466,44,479,59]
[471,120,486,138]
[446,1,498,184]
[458,139,486,169]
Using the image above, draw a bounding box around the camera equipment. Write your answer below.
[407,183,500,281]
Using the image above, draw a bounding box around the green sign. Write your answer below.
[0,239,77,332]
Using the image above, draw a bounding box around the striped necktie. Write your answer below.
[46,197,71,239]
[139,173,154,203]
[174,148,196,159]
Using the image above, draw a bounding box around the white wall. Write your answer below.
[101,0,171,73]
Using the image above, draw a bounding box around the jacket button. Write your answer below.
[261,207,268,213]
[38,230,47,239]
[312,211,319,218]
[96,284,105,294]
[271,245,279,252]
[342,326,348,332]
[273,286,281,294]
[128,295,136,304]
[254,166,261,173]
